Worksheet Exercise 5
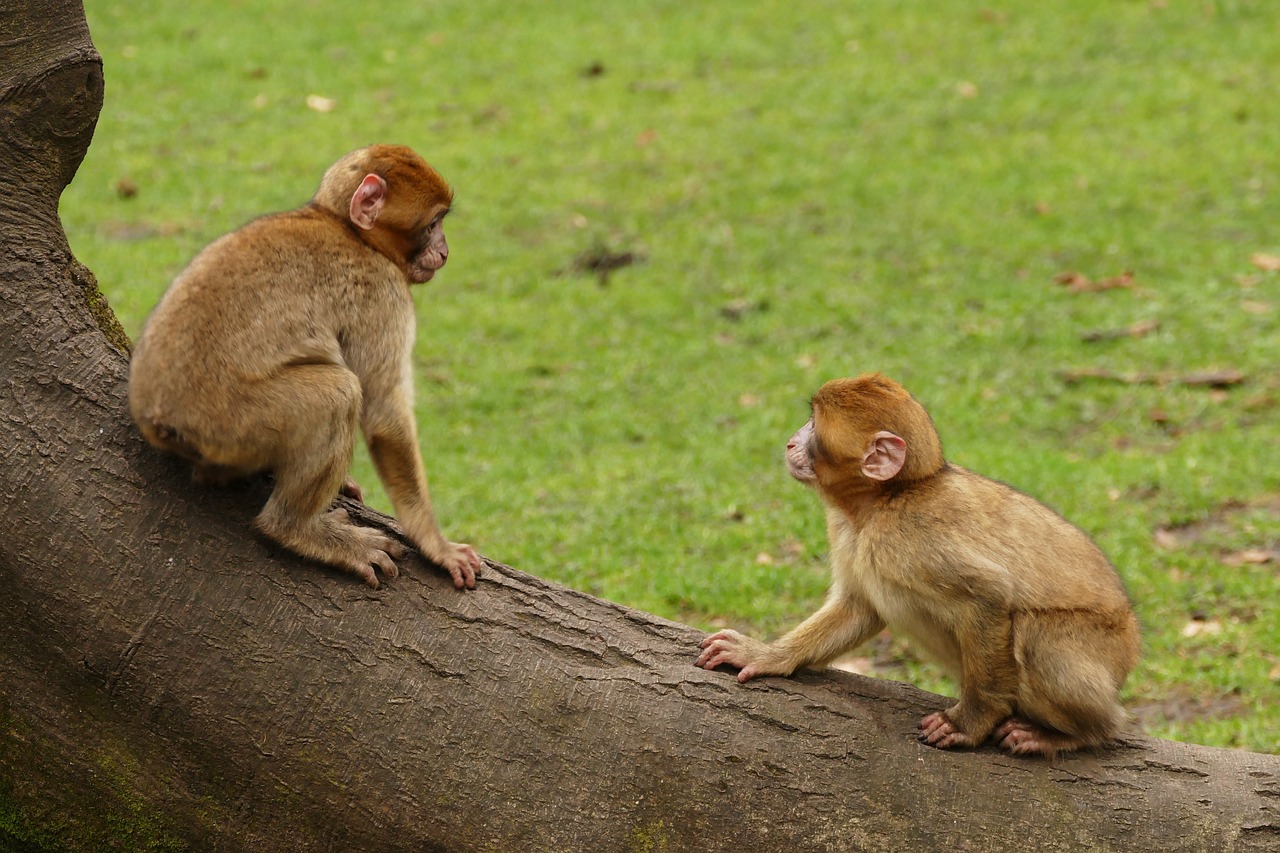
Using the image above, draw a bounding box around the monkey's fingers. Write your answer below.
[698,629,743,650]
[434,542,480,590]
[695,639,749,673]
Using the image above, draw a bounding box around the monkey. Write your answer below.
[696,373,1140,756]
[128,144,484,591]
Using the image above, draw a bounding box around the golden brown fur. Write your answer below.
[129,145,482,590]
[698,373,1139,756]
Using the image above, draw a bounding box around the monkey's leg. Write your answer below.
[920,616,1018,750]
[998,613,1133,756]
[251,366,405,588]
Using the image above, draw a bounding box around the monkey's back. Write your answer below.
[129,208,407,439]
[868,465,1133,614]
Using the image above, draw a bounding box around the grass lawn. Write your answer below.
[65,0,1279,752]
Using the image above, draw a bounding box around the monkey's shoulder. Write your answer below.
[168,208,407,317]
[883,464,1123,596]
[901,465,1078,526]
[202,208,366,264]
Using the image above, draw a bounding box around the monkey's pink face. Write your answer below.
[409,220,448,283]
[786,419,817,485]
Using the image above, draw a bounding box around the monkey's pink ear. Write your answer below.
[861,431,907,481]
[349,174,387,231]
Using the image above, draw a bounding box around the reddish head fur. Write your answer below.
[312,144,453,282]
[810,373,944,485]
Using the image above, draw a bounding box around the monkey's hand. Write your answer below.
[919,710,983,750]
[696,630,794,683]
[423,541,483,591]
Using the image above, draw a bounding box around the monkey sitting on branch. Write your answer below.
[697,373,1140,756]
[129,145,483,591]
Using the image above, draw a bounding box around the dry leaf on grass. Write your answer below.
[1181,619,1223,639]
[1222,548,1278,567]
[1060,368,1245,388]
[1250,252,1280,272]
[305,94,336,113]
[1080,318,1159,342]
[1055,270,1135,294]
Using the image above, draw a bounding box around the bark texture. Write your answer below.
[2,3,1280,851]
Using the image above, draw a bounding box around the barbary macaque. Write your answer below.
[697,374,1140,756]
[129,144,483,591]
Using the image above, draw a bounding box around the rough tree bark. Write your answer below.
[2,3,1279,851]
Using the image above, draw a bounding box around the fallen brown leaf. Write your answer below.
[1179,369,1246,388]
[305,94,336,113]
[1055,270,1135,294]
[1181,618,1223,639]
[1081,318,1159,342]
[1060,368,1245,388]
[1222,548,1278,567]
[565,246,643,285]
[1250,252,1280,272]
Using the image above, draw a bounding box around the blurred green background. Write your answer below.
[64,0,1280,751]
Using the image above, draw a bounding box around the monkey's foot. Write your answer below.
[919,712,979,750]
[322,508,405,588]
[993,718,1083,757]
[339,476,364,502]
[258,509,405,590]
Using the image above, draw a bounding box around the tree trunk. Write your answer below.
[2,4,1279,851]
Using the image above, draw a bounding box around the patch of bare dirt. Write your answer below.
[1130,687,1249,727]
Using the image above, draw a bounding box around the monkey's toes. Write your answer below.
[918,712,971,748]
[340,477,364,502]
[994,718,1061,755]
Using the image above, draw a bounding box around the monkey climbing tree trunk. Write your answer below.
[2,4,1279,851]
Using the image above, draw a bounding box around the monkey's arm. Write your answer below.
[696,591,884,683]
[361,382,482,589]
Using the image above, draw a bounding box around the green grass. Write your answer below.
[64,0,1280,753]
